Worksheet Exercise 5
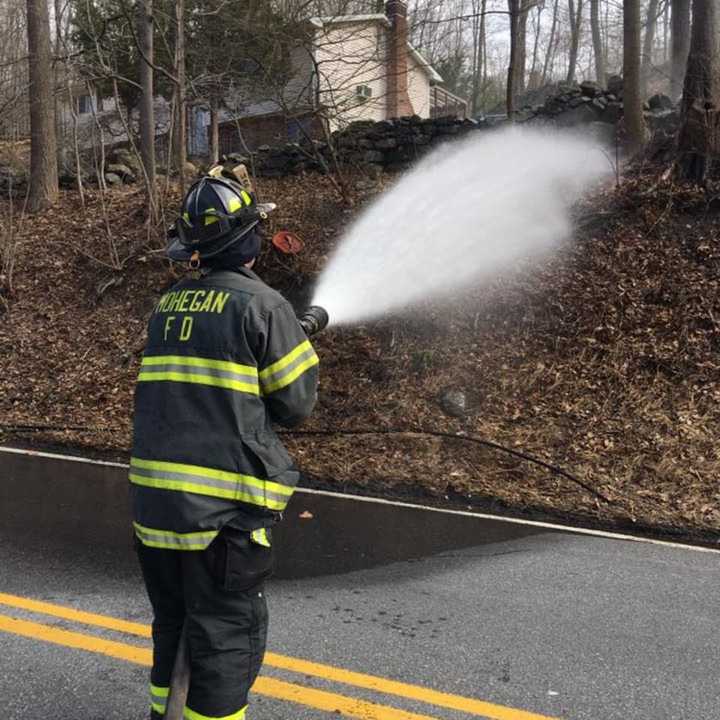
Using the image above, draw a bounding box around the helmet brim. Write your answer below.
[166,220,260,262]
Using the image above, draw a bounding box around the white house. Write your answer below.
[218,1,466,152]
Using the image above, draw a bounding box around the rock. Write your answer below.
[556,103,598,127]
[607,75,624,97]
[569,95,591,108]
[105,172,122,186]
[558,82,580,95]
[601,102,623,124]
[439,389,469,418]
[106,163,135,182]
[648,110,680,133]
[580,81,602,98]
[376,138,398,150]
[362,150,385,164]
[648,93,674,111]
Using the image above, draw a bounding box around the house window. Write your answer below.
[355,85,373,103]
[78,95,93,114]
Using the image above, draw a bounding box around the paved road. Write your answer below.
[1,521,719,720]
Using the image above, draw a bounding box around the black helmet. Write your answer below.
[166,175,274,262]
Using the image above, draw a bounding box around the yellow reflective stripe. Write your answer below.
[151,683,169,713]
[251,527,271,547]
[259,341,313,380]
[129,457,294,511]
[227,196,242,213]
[142,355,257,377]
[261,353,319,394]
[240,190,252,206]
[134,522,219,551]
[184,704,247,720]
[138,371,260,395]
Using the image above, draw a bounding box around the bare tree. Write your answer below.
[624,0,646,154]
[541,0,560,85]
[514,0,531,95]
[590,0,605,86]
[137,0,156,198]
[527,2,544,89]
[174,0,187,194]
[566,0,584,84]
[470,0,487,115]
[641,0,660,95]
[677,0,720,182]
[671,0,691,99]
[26,0,58,212]
[507,0,520,115]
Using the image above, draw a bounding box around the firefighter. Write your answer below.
[130,170,319,720]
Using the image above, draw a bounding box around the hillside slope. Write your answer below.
[1,169,718,543]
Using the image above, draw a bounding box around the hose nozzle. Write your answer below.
[298,306,329,337]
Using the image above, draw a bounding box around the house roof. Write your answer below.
[309,14,443,85]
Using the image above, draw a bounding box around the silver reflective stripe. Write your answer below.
[260,345,318,393]
[142,362,258,385]
[130,465,291,508]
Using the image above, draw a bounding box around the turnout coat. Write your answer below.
[130,267,319,550]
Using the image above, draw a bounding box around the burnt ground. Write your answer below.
[1,165,719,546]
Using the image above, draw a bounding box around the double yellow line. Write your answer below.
[0,592,558,720]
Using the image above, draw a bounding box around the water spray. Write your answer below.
[311,127,610,327]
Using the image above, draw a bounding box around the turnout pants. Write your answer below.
[136,527,272,720]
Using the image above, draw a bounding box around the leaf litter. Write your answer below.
[0,166,718,544]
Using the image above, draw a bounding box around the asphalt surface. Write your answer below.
[1,521,719,720]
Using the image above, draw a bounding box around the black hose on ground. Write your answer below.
[0,422,611,504]
[278,428,611,504]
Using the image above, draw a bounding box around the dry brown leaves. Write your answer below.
[1,168,718,542]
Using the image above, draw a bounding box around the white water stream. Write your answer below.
[312,127,609,326]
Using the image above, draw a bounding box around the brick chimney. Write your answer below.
[385,0,415,118]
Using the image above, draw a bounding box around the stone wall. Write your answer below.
[234,79,681,178]
[0,81,683,192]
[237,115,485,178]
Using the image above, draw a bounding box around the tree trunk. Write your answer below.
[541,0,560,85]
[470,0,487,116]
[624,0,647,154]
[566,0,584,84]
[515,0,530,95]
[26,0,58,212]
[671,0,691,99]
[506,0,520,117]
[642,0,660,95]
[590,0,606,86]
[210,98,220,165]
[137,0,156,199]
[528,4,544,89]
[174,0,187,194]
[677,0,720,182]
